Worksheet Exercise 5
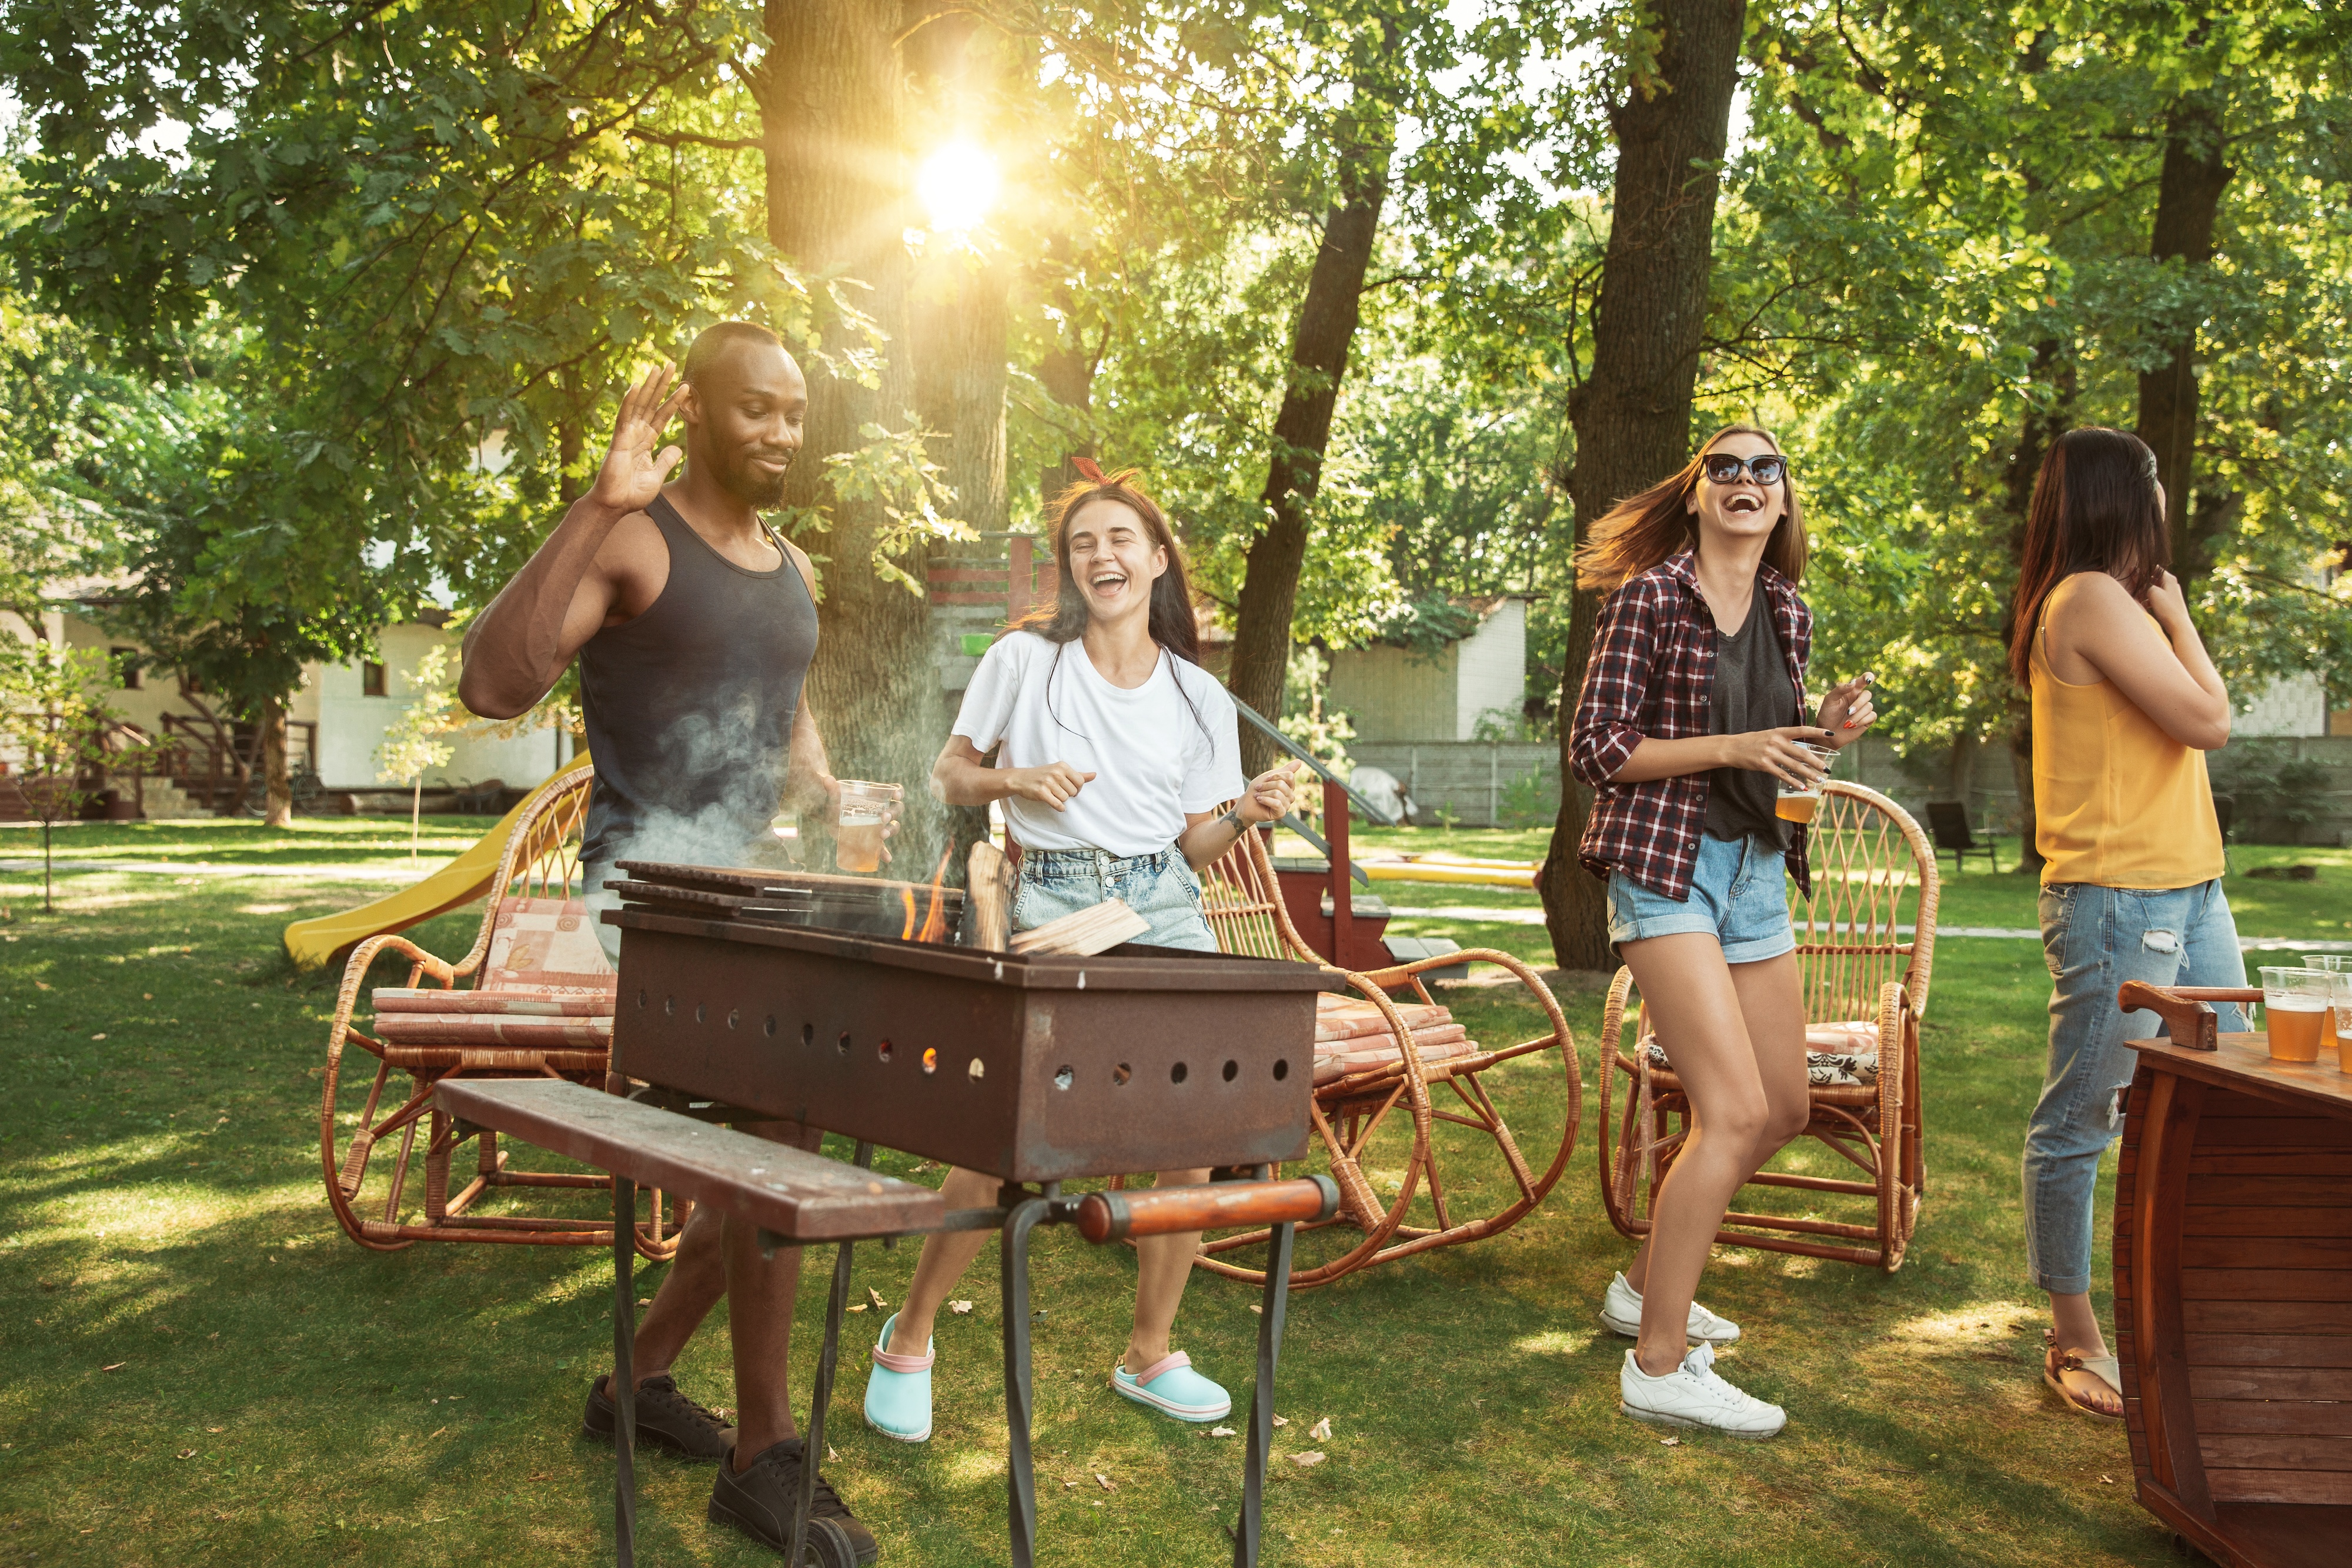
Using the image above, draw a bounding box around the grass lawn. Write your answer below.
[5,818,2337,1565]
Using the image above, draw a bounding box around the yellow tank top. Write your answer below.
[2029,587,2225,889]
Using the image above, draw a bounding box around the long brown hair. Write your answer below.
[1013,469,1204,663]
[1572,423,1808,591]
[2006,427,2169,683]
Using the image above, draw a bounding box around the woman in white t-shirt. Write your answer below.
[863,463,1298,1440]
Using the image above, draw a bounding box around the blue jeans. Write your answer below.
[1014,845,1214,952]
[2022,878,2247,1295]
[1605,833,1796,965]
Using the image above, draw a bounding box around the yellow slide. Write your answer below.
[282,755,593,971]
[1363,861,1536,889]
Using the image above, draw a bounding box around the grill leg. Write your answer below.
[612,1174,637,1568]
[999,1189,1054,1568]
[1234,1217,1297,1568]
[794,1141,870,1568]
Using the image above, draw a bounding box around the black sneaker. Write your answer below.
[709,1437,879,1566]
[580,1372,736,1461]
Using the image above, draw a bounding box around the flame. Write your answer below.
[917,845,953,943]
[899,885,919,941]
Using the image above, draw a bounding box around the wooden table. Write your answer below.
[2113,983,2352,1568]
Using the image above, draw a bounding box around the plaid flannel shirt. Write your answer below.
[1569,551,1814,901]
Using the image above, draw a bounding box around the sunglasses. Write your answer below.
[1701,453,1789,486]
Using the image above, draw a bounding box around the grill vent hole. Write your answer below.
[636,989,647,1009]
[1221,1059,1238,1082]
[1272,1059,1289,1081]
[764,1016,777,1038]
[837,1031,851,1057]
[800,1023,814,1048]
[664,996,675,1017]
[921,1048,938,1075]
[694,1002,707,1024]
[967,1058,986,1082]
[878,1039,893,1063]
[727,1009,740,1031]
[1170,1062,1188,1085]
[1053,1065,1074,1091]
[1112,1063,1132,1086]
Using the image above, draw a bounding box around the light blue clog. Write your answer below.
[1110,1352,1231,1422]
[863,1313,933,1443]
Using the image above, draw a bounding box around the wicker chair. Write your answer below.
[1174,827,1582,1288]
[1596,781,1937,1271]
[319,765,682,1256]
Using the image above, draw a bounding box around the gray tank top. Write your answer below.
[578,494,818,874]
[1703,591,1797,847]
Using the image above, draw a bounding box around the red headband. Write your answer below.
[1072,456,1107,484]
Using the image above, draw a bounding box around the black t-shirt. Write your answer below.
[1702,591,1798,847]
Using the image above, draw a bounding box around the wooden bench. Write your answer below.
[435,1078,1337,1568]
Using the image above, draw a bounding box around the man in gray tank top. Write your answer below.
[461,323,878,1561]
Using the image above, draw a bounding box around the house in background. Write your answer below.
[1326,598,1529,743]
[2,604,566,817]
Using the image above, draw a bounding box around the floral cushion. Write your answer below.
[1642,1019,1880,1086]
[480,897,615,992]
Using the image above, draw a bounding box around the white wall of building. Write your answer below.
[316,622,563,791]
[1452,599,1527,740]
[2236,674,2328,738]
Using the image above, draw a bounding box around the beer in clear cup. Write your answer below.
[1773,743,1838,825]
[834,781,902,874]
[2259,966,2333,1064]
[2302,955,2349,1058]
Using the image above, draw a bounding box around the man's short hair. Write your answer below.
[681,321,784,387]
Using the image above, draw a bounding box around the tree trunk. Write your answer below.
[1538,0,1747,972]
[757,1,940,855]
[1035,241,1102,503]
[260,694,293,826]
[1999,340,2077,877]
[2134,91,2233,584]
[1226,101,1396,773]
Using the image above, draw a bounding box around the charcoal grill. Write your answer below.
[591,864,1344,1566]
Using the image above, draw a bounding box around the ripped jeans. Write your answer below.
[2022,878,2247,1295]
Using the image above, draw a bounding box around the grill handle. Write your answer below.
[1076,1175,1339,1243]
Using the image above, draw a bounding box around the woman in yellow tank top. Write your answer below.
[2010,427,2244,1422]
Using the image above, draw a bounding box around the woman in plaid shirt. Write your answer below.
[1569,424,1877,1437]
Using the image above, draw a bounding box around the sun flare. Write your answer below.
[917,141,1001,233]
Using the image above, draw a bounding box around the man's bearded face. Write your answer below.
[690,343,807,509]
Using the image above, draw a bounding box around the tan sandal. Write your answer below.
[2042,1329,2124,1419]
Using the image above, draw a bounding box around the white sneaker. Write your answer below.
[1619,1343,1786,1438]
[1599,1271,1740,1344]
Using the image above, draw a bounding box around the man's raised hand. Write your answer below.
[589,364,690,516]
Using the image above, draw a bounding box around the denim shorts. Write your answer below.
[1606,833,1795,965]
[1014,845,1215,952]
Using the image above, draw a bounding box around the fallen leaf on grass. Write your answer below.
[848,1303,868,1313]
[90,1033,105,1041]
[205,1427,222,1435]
[427,1427,446,1439]
[827,1446,839,1462]
[867,1287,887,1311]
[1206,1427,1237,1438]
[1062,1480,1077,1490]
[1271,1415,1288,1427]
[101,1362,125,1372]
[1308,1416,1332,1441]
[35,981,50,991]
[176,1449,196,1460]
[1659,1437,1681,1447]
[1248,1304,1263,1315]
[1095,1474,1114,1491]
[636,1298,650,1308]
[948,1300,974,1315]
[1288,1452,1326,1468]
[2100,1475,2114,1485]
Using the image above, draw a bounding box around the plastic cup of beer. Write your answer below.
[1773,743,1838,825]
[2301,954,2348,1058]
[834,781,901,874]
[2258,966,2333,1064]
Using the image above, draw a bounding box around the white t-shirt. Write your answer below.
[951,630,1247,857]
